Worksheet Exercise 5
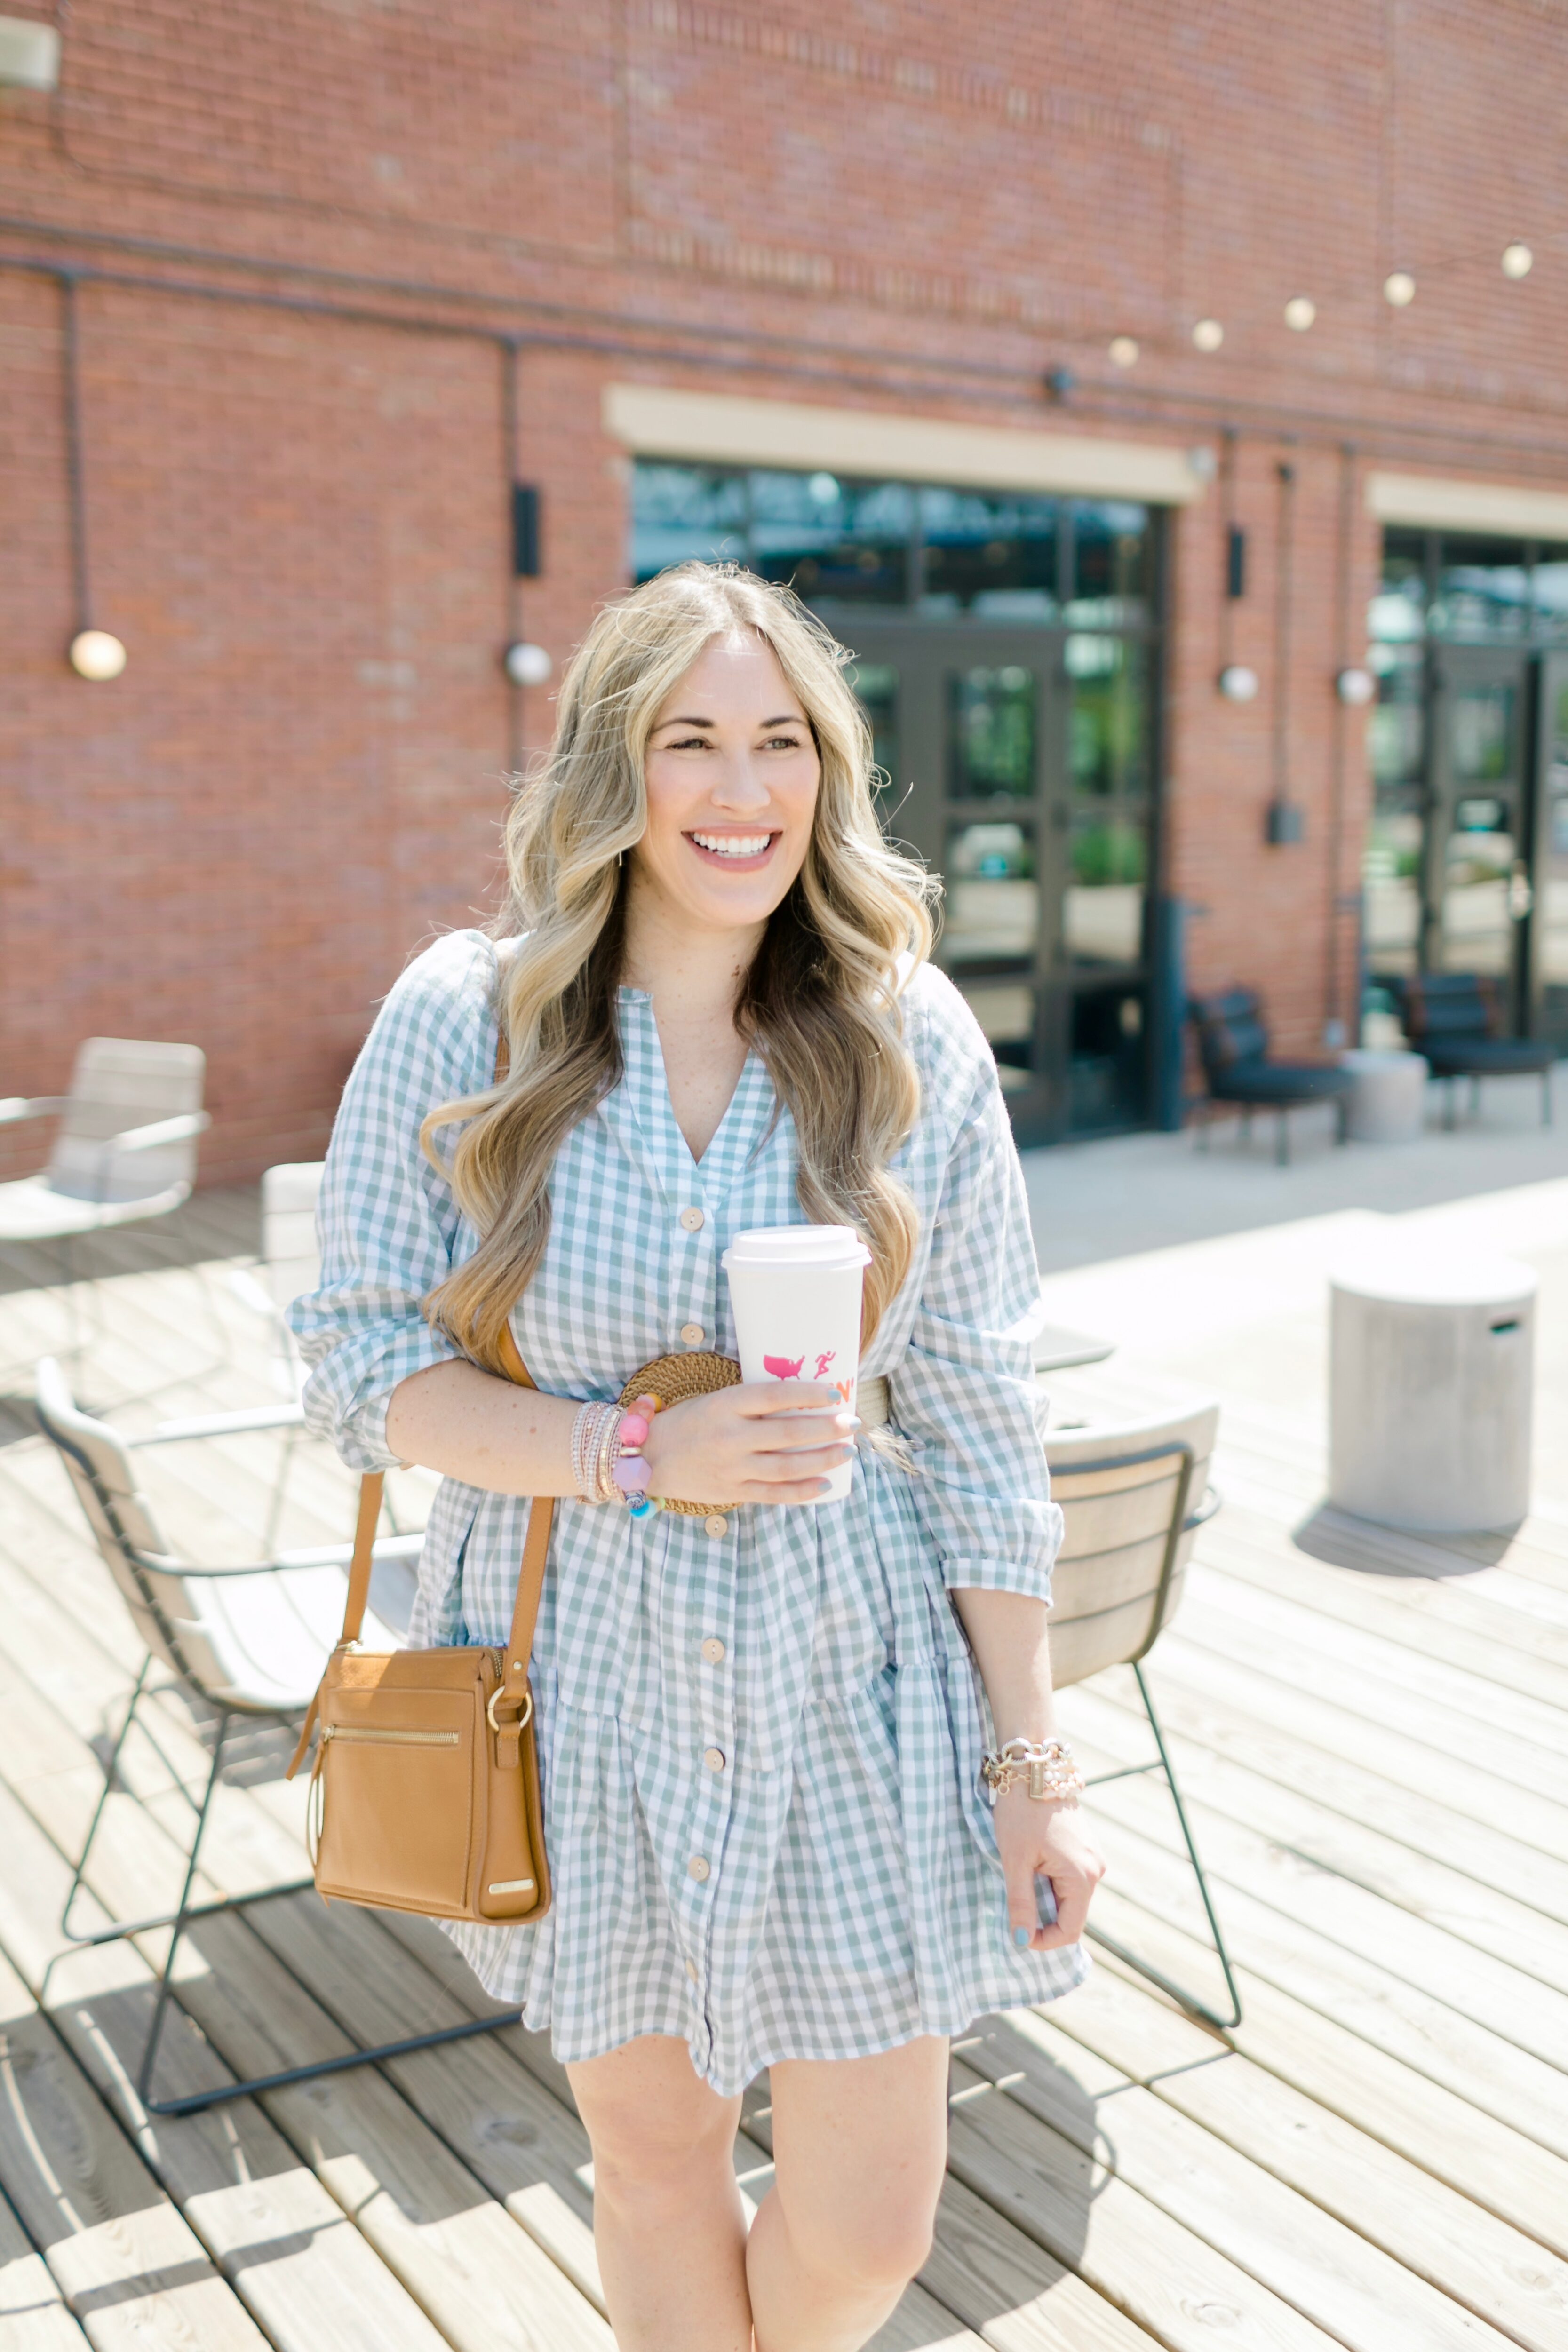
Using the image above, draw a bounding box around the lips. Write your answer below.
[685,830,780,869]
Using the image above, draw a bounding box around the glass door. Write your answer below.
[1427,646,1532,1024]
[1531,653,1568,1051]
[841,623,1154,1144]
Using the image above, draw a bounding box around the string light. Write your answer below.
[1502,241,1533,279]
[1108,335,1138,368]
[1284,296,1316,332]
[1192,318,1224,352]
[1383,270,1416,307]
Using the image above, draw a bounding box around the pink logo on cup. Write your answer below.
[814,1351,836,1378]
[762,1354,804,1380]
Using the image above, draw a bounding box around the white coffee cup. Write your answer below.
[722,1225,871,1505]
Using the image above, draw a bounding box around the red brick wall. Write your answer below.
[3,0,1565,1171]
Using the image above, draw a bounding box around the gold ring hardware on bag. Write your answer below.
[486,1682,534,1737]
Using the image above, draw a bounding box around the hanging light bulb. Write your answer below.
[68,628,127,681]
[1283,296,1316,332]
[1502,241,1534,279]
[1192,318,1224,352]
[1384,270,1416,308]
[1108,335,1139,368]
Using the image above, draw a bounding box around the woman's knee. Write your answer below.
[570,2038,740,2212]
[781,2177,938,2294]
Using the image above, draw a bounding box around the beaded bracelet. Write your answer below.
[979,1736,1086,1804]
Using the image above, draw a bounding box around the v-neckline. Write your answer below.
[617,988,769,1182]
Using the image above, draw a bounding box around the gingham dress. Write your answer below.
[293,930,1088,2094]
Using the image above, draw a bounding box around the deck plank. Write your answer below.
[0,1946,270,2352]
[960,2002,1568,2352]
[0,2189,92,2352]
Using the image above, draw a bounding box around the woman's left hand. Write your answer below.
[992,1788,1106,1953]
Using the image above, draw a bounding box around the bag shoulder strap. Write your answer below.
[337,982,547,1668]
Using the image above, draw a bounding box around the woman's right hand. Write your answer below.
[639,1380,856,1506]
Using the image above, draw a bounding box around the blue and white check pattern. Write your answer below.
[293,930,1087,2093]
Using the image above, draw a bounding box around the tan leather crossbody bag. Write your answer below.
[286,1324,552,1926]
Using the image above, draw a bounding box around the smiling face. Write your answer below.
[631,630,821,945]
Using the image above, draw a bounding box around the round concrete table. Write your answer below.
[1328,1248,1536,1532]
[1338,1047,1429,1143]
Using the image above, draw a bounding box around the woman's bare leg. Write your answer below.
[567,2035,748,2352]
[746,2037,950,2352]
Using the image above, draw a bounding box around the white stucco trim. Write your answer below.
[603,384,1207,505]
[1367,470,1568,540]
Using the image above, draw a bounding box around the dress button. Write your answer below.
[680,1322,705,1347]
[680,1207,705,1233]
[700,1636,726,1664]
[688,1855,711,1882]
[704,1513,728,1539]
[704,1746,727,1773]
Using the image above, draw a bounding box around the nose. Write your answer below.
[707,748,772,812]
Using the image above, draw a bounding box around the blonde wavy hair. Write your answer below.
[421,561,937,1373]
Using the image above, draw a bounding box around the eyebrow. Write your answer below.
[653,712,805,729]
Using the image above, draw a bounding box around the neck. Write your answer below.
[620,873,765,1025]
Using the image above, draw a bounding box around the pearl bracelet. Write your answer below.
[979,1736,1086,1804]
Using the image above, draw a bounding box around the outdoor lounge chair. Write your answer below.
[1401,973,1555,1128]
[0,1036,210,1247]
[1189,987,1353,1166]
[1045,1389,1238,2028]
[33,1356,520,2117]
[151,1161,329,1554]
[0,1039,211,1367]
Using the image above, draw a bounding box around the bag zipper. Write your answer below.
[320,1724,461,1748]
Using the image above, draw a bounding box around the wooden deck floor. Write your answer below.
[1,1179,1567,2352]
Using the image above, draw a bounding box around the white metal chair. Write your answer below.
[0,1039,211,1365]
[1044,1387,1239,2028]
[32,1356,513,2117]
[152,1162,327,1549]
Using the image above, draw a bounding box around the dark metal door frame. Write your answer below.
[828,611,1159,1146]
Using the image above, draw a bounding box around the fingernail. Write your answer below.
[1012,1925,1032,1950]
[835,1413,861,1431]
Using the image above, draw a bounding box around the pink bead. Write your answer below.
[621,1412,650,1447]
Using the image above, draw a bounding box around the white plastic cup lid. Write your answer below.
[722,1224,871,1272]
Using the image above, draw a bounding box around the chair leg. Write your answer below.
[1444,1077,1457,1131]
[1084,1663,1243,2033]
[1470,1073,1482,1125]
[137,1710,233,2113]
[1239,1107,1251,1145]
[1275,1109,1289,1168]
[1544,1068,1554,1129]
[62,1656,152,1943]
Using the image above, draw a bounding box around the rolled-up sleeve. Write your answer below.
[289,931,497,1471]
[893,995,1061,1600]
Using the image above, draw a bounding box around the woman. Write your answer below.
[294,562,1104,2352]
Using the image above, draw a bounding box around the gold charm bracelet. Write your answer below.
[980,1737,1086,1804]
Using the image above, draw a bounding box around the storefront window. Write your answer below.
[1065,635,1149,965]
[629,463,1157,628]
[917,489,1057,620]
[747,471,912,603]
[1432,536,1531,640]
[631,465,748,580]
[1364,640,1425,977]
[1369,529,1426,642]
